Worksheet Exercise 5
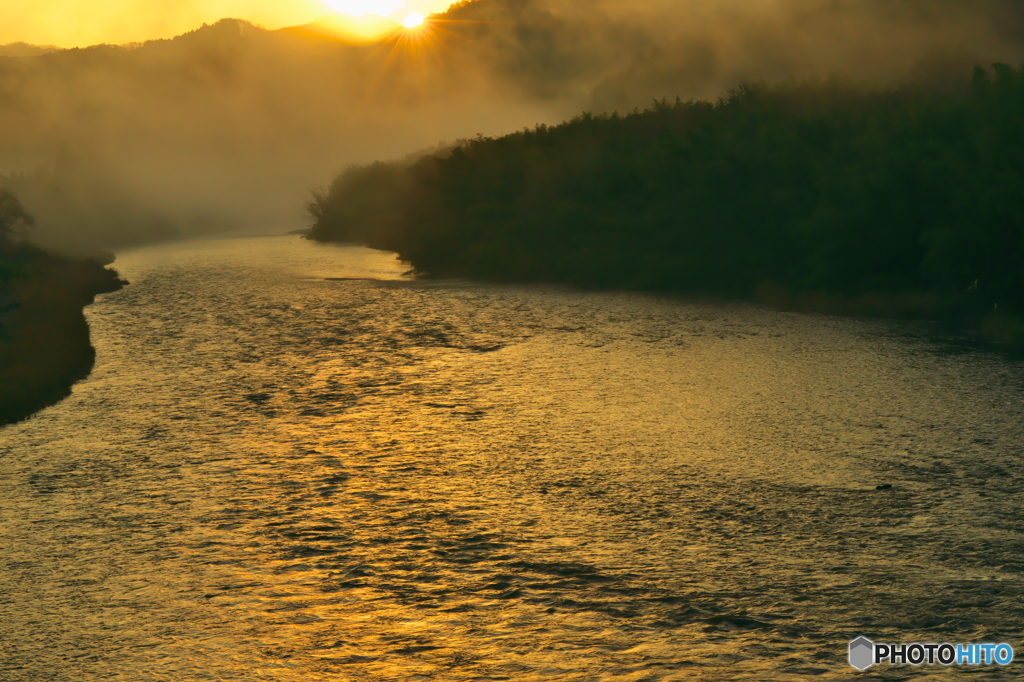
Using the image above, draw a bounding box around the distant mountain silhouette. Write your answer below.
[0,10,596,251]
[0,42,60,58]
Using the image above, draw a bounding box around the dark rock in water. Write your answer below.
[876,484,893,490]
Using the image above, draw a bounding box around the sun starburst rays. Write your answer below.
[353,17,462,103]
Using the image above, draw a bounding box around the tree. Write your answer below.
[0,189,34,244]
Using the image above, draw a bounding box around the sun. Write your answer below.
[401,13,426,28]
[313,0,445,55]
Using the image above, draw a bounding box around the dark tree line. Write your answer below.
[309,64,1024,327]
[0,189,34,289]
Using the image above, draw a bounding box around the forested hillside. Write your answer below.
[308,64,1024,337]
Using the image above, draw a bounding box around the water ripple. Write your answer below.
[2,235,1023,680]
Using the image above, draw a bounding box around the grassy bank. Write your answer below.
[308,64,1024,346]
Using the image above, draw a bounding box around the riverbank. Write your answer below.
[0,247,125,426]
[751,281,1024,350]
[308,66,1024,349]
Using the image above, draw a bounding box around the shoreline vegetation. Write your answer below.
[307,64,1024,347]
[0,190,125,427]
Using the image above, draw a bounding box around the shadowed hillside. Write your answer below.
[0,10,573,252]
[590,0,1024,111]
[308,65,1024,342]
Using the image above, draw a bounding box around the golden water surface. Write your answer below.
[2,235,1023,680]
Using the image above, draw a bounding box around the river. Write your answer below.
[2,234,1023,680]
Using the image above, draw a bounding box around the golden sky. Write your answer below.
[0,0,456,48]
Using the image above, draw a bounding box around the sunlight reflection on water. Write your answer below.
[1,235,1023,680]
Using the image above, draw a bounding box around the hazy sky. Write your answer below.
[0,0,456,47]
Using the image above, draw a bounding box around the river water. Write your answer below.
[2,235,1023,680]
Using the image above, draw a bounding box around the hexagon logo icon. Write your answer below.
[849,636,875,671]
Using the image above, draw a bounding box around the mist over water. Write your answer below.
[1,0,1023,252]
[2,236,1023,679]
